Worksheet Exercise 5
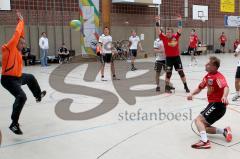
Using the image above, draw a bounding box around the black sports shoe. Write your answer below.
[9,123,23,135]
[169,85,175,90]
[131,67,137,71]
[165,85,172,93]
[36,90,47,103]
[112,76,120,80]
[156,86,160,92]
[184,86,190,93]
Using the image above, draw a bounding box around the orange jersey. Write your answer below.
[1,20,24,77]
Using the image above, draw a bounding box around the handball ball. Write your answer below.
[70,20,81,31]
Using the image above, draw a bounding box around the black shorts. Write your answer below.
[188,47,196,55]
[154,60,166,72]
[235,67,240,78]
[200,102,226,125]
[221,43,225,47]
[130,49,137,57]
[166,56,183,72]
[99,54,113,63]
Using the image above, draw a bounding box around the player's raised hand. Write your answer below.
[177,14,182,20]
[155,16,160,21]
[16,10,23,21]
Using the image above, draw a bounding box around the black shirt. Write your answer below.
[58,47,68,53]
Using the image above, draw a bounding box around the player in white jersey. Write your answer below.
[98,27,118,81]
[153,37,166,92]
[128,30,143,71]
[232,44,240,101]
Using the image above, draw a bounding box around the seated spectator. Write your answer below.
[22,47,36,66]
[234,39,239,52]
[58,43,70,64]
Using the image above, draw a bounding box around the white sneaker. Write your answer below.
[232,94,240,101]
[101,77,107,81]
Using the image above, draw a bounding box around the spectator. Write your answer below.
[39,32,49,67]
[219,32,227,53]
[58,43,70,64]
[22,47,36,66]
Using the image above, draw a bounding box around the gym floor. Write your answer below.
[0,53,240,159]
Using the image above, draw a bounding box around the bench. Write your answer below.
[196,45,214,54]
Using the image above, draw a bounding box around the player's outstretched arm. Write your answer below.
[7,11,24,48]
[177,15,182,34]
[187,88,201,100]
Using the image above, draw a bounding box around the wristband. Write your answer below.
[177,20,182,28]
[156,22,160,27]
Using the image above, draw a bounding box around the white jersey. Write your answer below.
[153,38,165,61]
[129,36,140,50]
[99,34,112,54]
[39,37,49,49]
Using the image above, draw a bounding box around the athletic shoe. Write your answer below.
[232,94,240,101]
[112,76,120,80]
[156,86,160,92]
[169,85,175,90]
[191,140,211,149]
[224,127,232,142]
[101,77,107,81]
[9,123,23,135]
[36,90,47,103]
[131,67,137,71]
[184,86,190,93]
[165,85,172,93]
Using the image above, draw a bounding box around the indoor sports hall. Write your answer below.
[0,0,240,159]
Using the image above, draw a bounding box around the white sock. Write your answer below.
[216,128,224,134]
[200,131,208,142]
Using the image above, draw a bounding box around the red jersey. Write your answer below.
[220,35,227,44]
[234,40,239,50]
[198,72,228,103]
[159,32,180,57]
[189,34,198,48]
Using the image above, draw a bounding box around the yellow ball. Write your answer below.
[70,20,81,31]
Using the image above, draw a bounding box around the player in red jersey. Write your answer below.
[155,15,190,93]
[233,39,239,52]
[219,32,227,53]
[187,56,232,149]
[188,29,198,66]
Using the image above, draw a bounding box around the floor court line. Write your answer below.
[0,122,118,149]
[96,105,203,159]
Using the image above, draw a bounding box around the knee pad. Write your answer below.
[17,94,27,102]
[166,71,172,79]
[178,70,185,78]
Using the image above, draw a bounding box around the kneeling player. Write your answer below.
[187,56,232,149]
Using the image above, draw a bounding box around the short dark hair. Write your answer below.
[166,28,174,33]
[192,29,195,32]
[42,32,46,35]
[209,56,220,69]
